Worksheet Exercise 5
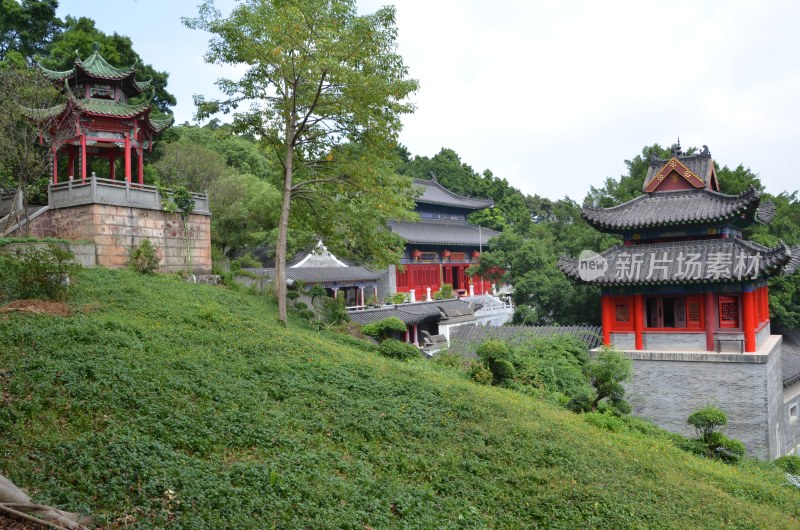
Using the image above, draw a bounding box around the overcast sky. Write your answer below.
[57,0,800,201]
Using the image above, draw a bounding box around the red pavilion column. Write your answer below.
[743,290,756,353]
[124,133,131,182]
[601,295,612,347]
[80,133,87,181]
[633,294,644,350]
[764,285,770,322]
[137,145,144,185]
[52,148,58,183]
[704,292,715,352]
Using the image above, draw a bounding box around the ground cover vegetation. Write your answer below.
[1,268,800,527]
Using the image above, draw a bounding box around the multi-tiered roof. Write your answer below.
[559,145,798,286]
[34,44,172,136]
[388,178,499,245]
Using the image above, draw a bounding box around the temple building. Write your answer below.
[35,43,172,184]
[559,144,800,459]
[385,177,500,299]
[241,242,385,308]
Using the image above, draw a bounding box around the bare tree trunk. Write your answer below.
[0,473,89,529]
[275,115,295,325]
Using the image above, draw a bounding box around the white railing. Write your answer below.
[49,176,209,214]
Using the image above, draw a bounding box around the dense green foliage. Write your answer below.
[474,336,593,400]
[129,239,159,275]
[1,269,800,527]
[362,317,407,342]
[685,406,746,463]
[378,338,422,360]
[0,243,79,301]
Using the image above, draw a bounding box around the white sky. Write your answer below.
[57,0,800,201]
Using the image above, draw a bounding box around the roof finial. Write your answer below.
[671,138,683,157]
[429,171,437,181]
[92,42,100,53]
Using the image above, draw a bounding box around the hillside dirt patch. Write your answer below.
[0,300,71,317]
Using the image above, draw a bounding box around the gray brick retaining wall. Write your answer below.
[620,336,784,459]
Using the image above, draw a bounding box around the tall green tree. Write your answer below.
[0,67,67,234]
[0,0,60,66]
[186,0,418,324]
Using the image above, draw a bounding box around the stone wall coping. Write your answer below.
[49,177,210,216]
[594,334,782,364]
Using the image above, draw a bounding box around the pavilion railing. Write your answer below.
[48,176,210,214]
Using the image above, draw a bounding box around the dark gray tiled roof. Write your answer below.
[756,200,777,224]
[558,238,793,286]
[782,330,800,387]
[347,299,474,326]
[389,220,500,246]
[243,266,384,283]
[413,178,494,210]
[786,247,800,275]
[448,325,602,359]
[582,187,764,231]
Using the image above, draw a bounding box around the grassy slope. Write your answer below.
[0,268,799,529]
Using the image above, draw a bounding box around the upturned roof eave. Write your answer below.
[581,187,764,232]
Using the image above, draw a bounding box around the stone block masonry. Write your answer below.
[18,203,211,274]
[618,336,785,459]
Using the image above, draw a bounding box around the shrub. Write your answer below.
[321,293,349,325]
[566,390,593,413]
[362,317,407,342]
[774,455,800,474]
[391,292,407,304]
[476,340,511,365]
[230,253,261,273]
[379,338,421,360]
[583,349,631,413]
[707,432,746,464]
[0,244,80,302]
[583,411,628,433]
[434,283,454,300]
[130,239,160,274]
[469,362,493,385]
[688,406,728,440]
[684,406,745,463]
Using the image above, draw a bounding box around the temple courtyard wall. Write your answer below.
[617,336,785,459]
[11,203,211,274]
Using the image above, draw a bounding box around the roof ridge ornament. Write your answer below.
[670,138,682,157]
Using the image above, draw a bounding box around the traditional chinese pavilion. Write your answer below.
[386,177,499,299]
[559,143,800,458]
[559,144,794,353]
[7,45,211,274]
[35,44,172,184]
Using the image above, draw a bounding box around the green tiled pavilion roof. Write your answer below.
[38,47,152,95]
[74,97,150,118]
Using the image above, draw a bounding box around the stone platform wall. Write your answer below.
[620,336,784,459]
[17,204,211,274]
